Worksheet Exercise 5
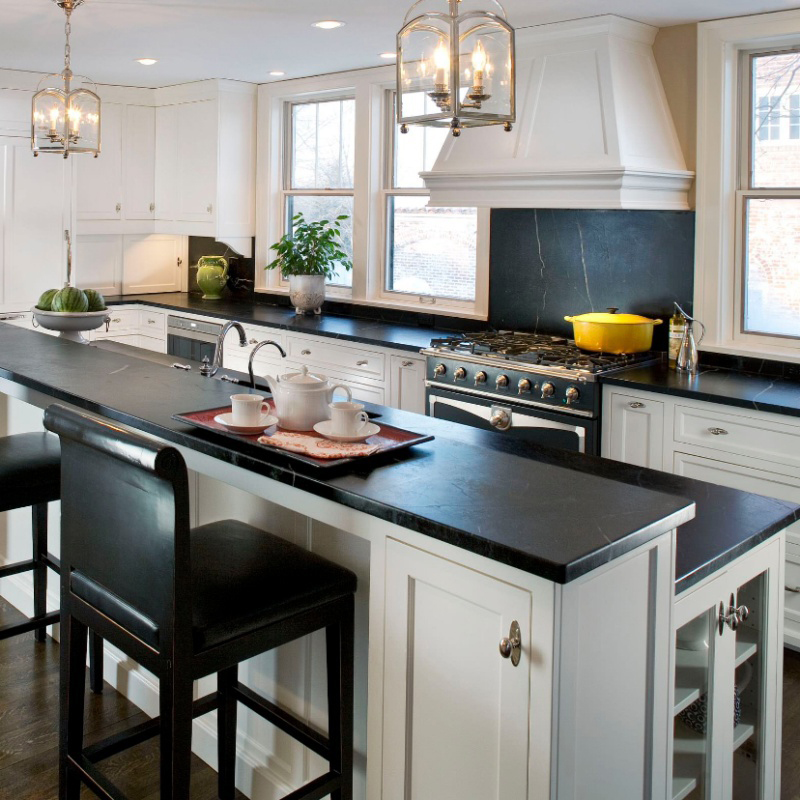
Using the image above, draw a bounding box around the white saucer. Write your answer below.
[313,420,380,442]
[214,412,278,434]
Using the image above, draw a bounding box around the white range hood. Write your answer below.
[422,16,694,210]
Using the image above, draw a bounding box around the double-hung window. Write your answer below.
[284,96,355,289]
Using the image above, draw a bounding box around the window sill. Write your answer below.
[701,340,800,365]
[254,287,489,322]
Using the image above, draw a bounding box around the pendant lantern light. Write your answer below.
[396,0,515,137]
[32,0,101,158]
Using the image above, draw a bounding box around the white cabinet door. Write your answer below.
[76,102,122,221]
[383,539,531,800]
[389,354,425,413]
[176,100,217,222]
[154,104,178,222]
[121,234,183,294]
[123,105,156,220]
[75,235,122,296]
[603,389,665,469]
[3,143,68,304]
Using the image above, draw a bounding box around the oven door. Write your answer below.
[427,386,597,454]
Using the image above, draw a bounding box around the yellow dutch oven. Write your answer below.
[564,307,662,353]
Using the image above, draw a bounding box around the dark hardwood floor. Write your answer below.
[0,599,245,800]
[0,596,798,799]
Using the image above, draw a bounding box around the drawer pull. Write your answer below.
[301,349,311,355]
[147,319,156,324]
[787,586,800,594]
[629,402,645,409]
[402,360,414,367]
[115,203,121,213]
[249,338,258,345]
[708,427,729,436]
[111,318,121,324]
[356,359,369,366]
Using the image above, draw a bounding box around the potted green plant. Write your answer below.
[265,212,353,315]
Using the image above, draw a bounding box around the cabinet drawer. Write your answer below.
[93,308,138,338]
[139,309,166,336]
[674,404,800,469]
[286,336,385,380]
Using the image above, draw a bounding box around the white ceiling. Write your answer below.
[2,0,798,88]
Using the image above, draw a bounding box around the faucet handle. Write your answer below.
[199,356,214,377]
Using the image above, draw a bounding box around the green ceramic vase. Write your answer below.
[196,256,229,300]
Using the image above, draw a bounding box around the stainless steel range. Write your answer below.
[422,331,658,454]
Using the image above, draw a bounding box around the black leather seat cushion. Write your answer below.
[191,520,357,652]
[0,432,60,513]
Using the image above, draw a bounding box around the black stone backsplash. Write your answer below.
[489,210,696,351]
[188,237,255,301]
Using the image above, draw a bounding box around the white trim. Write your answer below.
[695,10,800,359]
[255,65,489,320]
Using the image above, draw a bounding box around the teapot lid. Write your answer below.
[279,365,328,389]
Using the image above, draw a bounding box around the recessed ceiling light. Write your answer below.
[312,20,345,29]
[379,52,397,59]
[269,70,286,77]
[136,58,158,66]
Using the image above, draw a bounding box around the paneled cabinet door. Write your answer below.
[154,104,177,221]
[176,100,217,222]
[382,539,531,800]
[123,105,156,220]
[121,234,183,294]
[75,235,122,296]
[389,355,425,414]
[603,389,665,469]
[76,101,123,220]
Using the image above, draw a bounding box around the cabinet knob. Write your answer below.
[708,427,729,436]
[498,620,521,666]
[629,402,645,409]
[115,203,122,213]
[111,317,121,324]
[207,204,213,214]
[249,338,258,345]
[718,595,750,634]
[356,359,368,366]
[149,202,155,212]
[301,349,311,356]
[402,360,414,367]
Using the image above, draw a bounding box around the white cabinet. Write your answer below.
[389,355,426,414]
[76,102,123,221]
[602,388,665,469]
[1,141,70,305]
[75,235,122,296]
[121,234,185,295]
[175,100,217,222]
[382,539,532,800]
[670,538,782,800]
[123,105,156,221]
[154,104,177,223]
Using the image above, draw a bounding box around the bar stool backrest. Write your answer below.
[44,404,191,659]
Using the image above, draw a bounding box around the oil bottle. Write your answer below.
[669,303,688,368]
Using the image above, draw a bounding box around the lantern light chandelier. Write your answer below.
[32,0,101,158]
[396,0,515,137]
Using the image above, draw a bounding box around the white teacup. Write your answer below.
[230,394,268,426]
[329,401,369,437]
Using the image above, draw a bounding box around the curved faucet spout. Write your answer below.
[249,340,287,388]
[200,320,248,377]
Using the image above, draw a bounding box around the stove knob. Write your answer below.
[454,367,467,381]
[518,378,532,394]
[565,386,580,405]
[541,382,555,399]
[474,371,488,386]
[496,374,509,389]
[434,364,447,377]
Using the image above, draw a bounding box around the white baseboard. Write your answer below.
[0,570,295,800]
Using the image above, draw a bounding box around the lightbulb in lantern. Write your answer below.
[49,107,60,135]
[471,39,488,91]
[68,107,81,136]
[432,37,449,87]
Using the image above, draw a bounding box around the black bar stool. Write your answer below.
[45,404,356,800]
[0,431,103,693]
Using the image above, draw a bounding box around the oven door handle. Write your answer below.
[428,394,587,453]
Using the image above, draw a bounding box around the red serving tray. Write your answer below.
[173,402,434,468]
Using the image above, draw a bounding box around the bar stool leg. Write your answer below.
[32,504,47,643]
[217,665,239,800]
[327,596,355,800]
[89,632,104,693]
[59,612,87,800]
[159,665,194,800]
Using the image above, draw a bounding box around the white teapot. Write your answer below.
[265,366,351,431]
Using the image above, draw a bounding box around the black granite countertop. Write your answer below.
[601,362,800,419]
[106,293,440,353]
[0,324,699,585]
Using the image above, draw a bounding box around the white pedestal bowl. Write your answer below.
[31,308,111,344]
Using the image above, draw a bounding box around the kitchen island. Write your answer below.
[0,324,795,800]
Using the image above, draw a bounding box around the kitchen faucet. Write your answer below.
[248,340,287,388]
[199,320,248,377]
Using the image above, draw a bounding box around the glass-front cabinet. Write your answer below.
[670,538,782,800]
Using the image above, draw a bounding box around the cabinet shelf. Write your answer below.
[733,720,755,752]
[735,625,758,667]
[672,775,698,800]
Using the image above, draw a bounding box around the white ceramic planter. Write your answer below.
[289,275,325,315]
